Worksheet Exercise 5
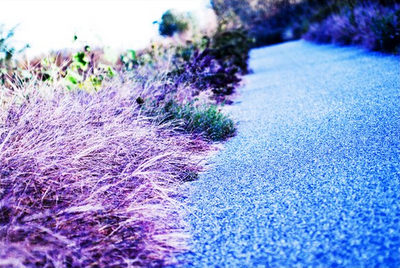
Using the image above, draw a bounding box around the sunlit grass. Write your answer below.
[0,76,212,267]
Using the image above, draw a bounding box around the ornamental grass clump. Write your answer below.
[0,81,210,267]
[146,99,236,141]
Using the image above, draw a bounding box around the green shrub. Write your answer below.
[166,40,241,97]
[145,99,236,141]
[163,30,251,98]
[211,29,251,75]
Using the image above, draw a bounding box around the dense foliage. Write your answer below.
[304,2,400,53]
[119,26,251,103]
[210,0,400,53]
[167,30,251,98]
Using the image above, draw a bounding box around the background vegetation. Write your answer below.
[210,0,400,53]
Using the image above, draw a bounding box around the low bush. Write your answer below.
[211,29,251,75]
[143,99,236,141]
[170,29,251,97]
[120,29,251,102]
[210,0,400,53]
[304,2,400,53]
[167,40,241,97]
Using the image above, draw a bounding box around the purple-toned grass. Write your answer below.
[0,78,211,267]
[303,2,400,52]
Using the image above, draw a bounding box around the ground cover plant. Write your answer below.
[0,12,247,267]
[144,99,236,142]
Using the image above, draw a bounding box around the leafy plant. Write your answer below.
[36,45,116,91]
[162,30,251,100]
[168,42,239,96]
[146,99,236,141]
[211,29,251,75]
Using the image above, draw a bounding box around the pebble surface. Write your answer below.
[177,41,400,268]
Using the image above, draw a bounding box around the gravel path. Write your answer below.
[178,41,400,268]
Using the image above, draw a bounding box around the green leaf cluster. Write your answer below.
[146,99,236,141]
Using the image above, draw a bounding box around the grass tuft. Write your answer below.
[145,99,236,142]
[0,81,211,267]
